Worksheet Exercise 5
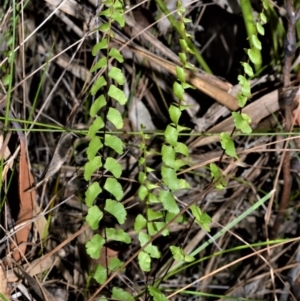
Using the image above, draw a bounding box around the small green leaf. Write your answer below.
[170,246,195,262]
[138,185,148,201]
[164,125,178,147]
[138,251,151,272]
[170,246,185,261]
[148,221,168,236]
[104,178,123,201]
[238,75,251,97]
[111,11,125,27]
[259,12,267,24]
[138,171,146,184]
[241,82,251,97]
[232,112,252,134]
[173,81,184,100]
[250,35,262,50]
[112,287,134,301]
[176,66,186,82]
[90,57,107,73]
[91,76,107,95]
[146,166,155,172]
[256,23,265,35]
[176,124,190,132]
[162,144,175,167]
[108,67,125,85]
[179,39,188,52]
[172,159,188,171]
[108,257,123,272]
[146,244,160,258]
[106,228,131,244]
[190,204,211,232]
[237,93,248,108]
[237,74,247,87]
[88,117,104,138]
[210,163,227,190]
[241,112,251,123]
[98,22,110,33]
[148,286,168,301]
[182,82,194,89]
[92,39,108,56]
[247,48,262,65]
[179,52,187,65]
[90,95,107,117]
[84,156,102,181]
[178,178,190,189]
[166,212,183,223]
[108,85,127,105]
[159,190,179,214]
[169,104,181,125]
[109,48,124,63]
[138,157,145,166]
[105,199,126,224]
[146,182,158,190]
[100,8,111,17]
[241,62,254,77]
[134,214,147,232]
[86,205,103,230]
[148,192,159,203]
[85,182,102,207]
[262,0,268,10]
[138,232,151,246]
[86,234,105,259]
[93,264,107,284]
[2,75,10,86]
[107,107,123,129]
[87,137,103,160]
[147,208,163,221]
[161,166,179,191]
[104,157,122,178]
[104,134,123,154]
[174,142,189,157]
[220,133,238,159]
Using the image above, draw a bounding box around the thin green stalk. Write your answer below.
[240,0,262,71]
[155,0,212,73]
[166,189,275,276]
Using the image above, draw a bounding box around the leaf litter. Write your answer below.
[0,1,300,301]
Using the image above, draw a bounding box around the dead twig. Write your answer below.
[272,1,300,238]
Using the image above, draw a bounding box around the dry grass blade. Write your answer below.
[44,0,91,22]
[188,89,281,147]
[122,42,239,110]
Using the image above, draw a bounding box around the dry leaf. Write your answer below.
[32,200,47,241]
[16,266,57,301]
[42,132,73,180]
[0,265,10,300]
[98,247,119,268]
[10,138,35,262]
[129,98,156,131]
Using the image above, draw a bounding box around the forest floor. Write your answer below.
[0,0,300,300]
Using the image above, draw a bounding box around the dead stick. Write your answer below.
[272,0,299,238]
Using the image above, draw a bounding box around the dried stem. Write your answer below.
[272,0,299,238]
